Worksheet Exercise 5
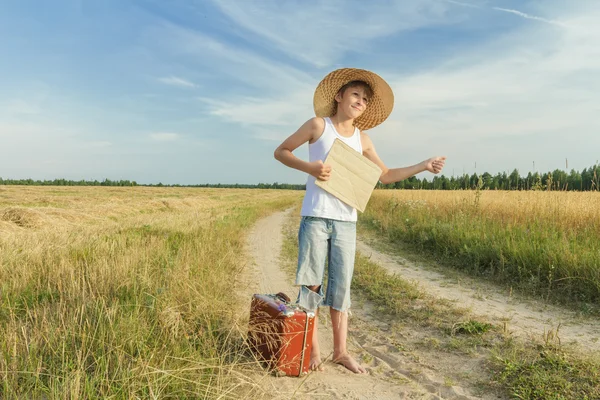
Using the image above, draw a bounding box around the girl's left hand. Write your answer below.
[425,156,446,174]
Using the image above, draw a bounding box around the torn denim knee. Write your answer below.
[296,285,323,312]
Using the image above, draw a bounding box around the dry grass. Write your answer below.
[369,190,600,232]
[363,189,600,309]
[0,186,303,399]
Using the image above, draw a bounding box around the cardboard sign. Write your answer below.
[315,139,382,212]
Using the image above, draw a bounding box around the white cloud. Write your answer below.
[442,0,480,8]
[157,75,197,88]
[198,89,312,128]
[492,7,569,27]
[151,23,312,94]
[150,132,181,142]
[210,0,466,68]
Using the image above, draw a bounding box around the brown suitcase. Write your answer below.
[248,293,316,376]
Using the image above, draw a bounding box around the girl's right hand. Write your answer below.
[310,160,332,181]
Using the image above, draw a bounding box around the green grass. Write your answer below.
[492,344,600,400]
[362,191,600,313]
[451,320,493,336]
[352,253,468,328]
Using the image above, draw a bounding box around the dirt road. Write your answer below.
[238,209,598,399]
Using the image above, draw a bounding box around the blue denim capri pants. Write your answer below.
[295,216,356,312]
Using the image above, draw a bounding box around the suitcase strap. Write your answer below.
[299,314,310,375]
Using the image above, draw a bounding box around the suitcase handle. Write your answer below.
[275,292,291,303]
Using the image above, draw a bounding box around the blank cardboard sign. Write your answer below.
[315,139,382,212]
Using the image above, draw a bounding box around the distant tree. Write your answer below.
[508,169,520,190]
[481,172,492,189]
[589,165,600,191]
[525,172,533,190]
[531,172,543,191]
[568,169,582,191]
[2,163,599,190]
[469,173,478,189]
[441,176,451,190]
[551,169,568,190]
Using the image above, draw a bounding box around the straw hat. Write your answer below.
[313,68,394,131]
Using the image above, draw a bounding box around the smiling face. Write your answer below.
[334,81,373,120]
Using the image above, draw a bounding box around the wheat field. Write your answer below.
[0,186,302,399]
[363,189,600,308]
[3,185,599,397]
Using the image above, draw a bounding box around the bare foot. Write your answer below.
[333,353,367,374]
[309,354,325,371]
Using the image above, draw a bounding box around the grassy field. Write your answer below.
[280,202,600,400]
[0,186,302,399]
[361,189,600,312]
[3,185,599,399]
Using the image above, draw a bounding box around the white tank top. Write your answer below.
[301,117,363,222]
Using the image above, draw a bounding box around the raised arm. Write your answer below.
[361,132,446,185]
[274,117,332,181]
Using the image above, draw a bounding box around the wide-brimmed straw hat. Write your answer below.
[313,68,394,131]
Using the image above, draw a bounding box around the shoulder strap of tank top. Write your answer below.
[354,126,362,153]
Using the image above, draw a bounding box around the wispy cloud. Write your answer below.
[157,76,197,88]
[442,0,480,9]
[209,0,465,67]
[368,4,600,174]
[442,1,569,28]
[150,132,181,142]
[151,23,312,94]
[492,7,568,27]
[199,90,312,128]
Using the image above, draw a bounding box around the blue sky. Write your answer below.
[1,0,598,184]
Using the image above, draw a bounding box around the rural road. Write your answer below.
[239,208,600,399]
[240,209,484,400]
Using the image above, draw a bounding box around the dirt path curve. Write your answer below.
[240,209,483,400]
[356,239,600,354]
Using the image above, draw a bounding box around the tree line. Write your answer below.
[1,164,598,191]
[0,178,304,190]
[377,164,600,191]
